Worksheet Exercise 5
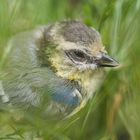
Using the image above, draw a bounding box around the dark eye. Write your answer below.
[65,49,87,62]
[74,51,85,58]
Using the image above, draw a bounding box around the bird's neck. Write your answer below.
[79,70,104,100]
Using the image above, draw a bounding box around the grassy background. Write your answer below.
[0,0,140,140]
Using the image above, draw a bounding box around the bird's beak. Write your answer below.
[95,54,119,67]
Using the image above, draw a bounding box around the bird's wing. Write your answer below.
[2,67,82,115]
[1,25,82,116]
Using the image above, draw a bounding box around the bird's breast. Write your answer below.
[68,70,104,116]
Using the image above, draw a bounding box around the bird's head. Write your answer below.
[39,20,119,81]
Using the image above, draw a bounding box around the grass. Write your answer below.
[0,0,140,139]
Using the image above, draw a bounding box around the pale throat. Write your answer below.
[58,67,104,99]
[77,70,104,98]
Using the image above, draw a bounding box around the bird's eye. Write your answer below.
[65,49,87,63]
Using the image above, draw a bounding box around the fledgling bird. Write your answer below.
[1,20,119,117]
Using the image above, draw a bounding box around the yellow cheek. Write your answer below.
[68,71,93,81]
[49,54,61,69]
[68,72,79,80]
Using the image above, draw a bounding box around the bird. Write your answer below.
[0,20,119,117]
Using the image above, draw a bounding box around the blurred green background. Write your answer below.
[0,0,140,140]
